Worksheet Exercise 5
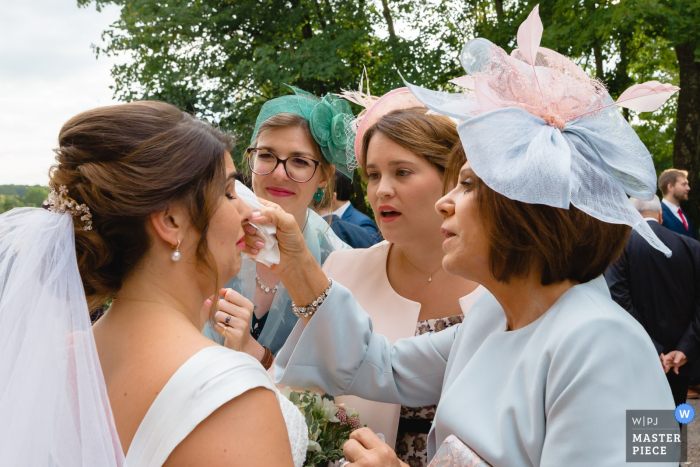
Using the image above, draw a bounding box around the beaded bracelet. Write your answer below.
[291,279,333,319]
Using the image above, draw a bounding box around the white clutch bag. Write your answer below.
[427,435,491,467]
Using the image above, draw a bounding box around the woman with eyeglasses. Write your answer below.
[203,86,353,359]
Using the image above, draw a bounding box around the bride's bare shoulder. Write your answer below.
[164,386,294,467]
[93,314,219,455]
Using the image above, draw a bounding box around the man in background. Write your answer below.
[605,195,700,407]
[314,172,379,249]
[658,168,695,239]
[333,172,380,241]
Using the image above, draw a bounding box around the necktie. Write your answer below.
[678,208,689,231]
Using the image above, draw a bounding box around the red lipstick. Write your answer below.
[266,187,295,197]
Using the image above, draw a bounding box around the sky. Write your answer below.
[0,0,122,186]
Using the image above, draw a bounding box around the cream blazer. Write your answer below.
[322,241,484,448]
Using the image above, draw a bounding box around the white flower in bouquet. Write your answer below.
[280,387,363,467]
[314,394,340,423]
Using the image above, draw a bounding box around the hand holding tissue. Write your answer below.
[236,180,280,267]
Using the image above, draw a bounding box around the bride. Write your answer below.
[0,101,307,466]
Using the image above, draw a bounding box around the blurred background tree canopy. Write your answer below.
[0,186,49,214]
[79,0,700,225]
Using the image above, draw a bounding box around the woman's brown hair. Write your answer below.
[360,107,460,194]
[50,101,231,311]
[253,113,335,209]
[448,142,630,285]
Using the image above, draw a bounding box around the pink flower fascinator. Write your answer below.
[338,69,425,167]
[404,5,678,257]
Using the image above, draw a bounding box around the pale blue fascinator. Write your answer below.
[404,5,678,257]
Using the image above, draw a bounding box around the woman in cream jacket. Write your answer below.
[323,105,483,466]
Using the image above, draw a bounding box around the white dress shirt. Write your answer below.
[332,200,351,218]
[662,198,685,224]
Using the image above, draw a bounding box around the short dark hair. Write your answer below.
[474,177,630,285]
[335,171,352,201]
[658,169,688,195]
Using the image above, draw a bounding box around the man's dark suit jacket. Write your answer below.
[605,220,700,377]
[661,201,696,239]
[324,215,375,249]
[340,203,380,241]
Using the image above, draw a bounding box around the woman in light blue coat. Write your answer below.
[219,8,680,465]
[260,155,678,466]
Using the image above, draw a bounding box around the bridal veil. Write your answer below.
[0,208,123,466]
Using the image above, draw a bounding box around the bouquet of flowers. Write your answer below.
[280,387,362,467]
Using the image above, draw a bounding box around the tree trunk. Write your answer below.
[302,14,313,39]
[494,0,504,24]
[593,41,604,80]
[313,0,326,29]
[381,0,397,43]
[673,43,700,233]
[324,0,334,24]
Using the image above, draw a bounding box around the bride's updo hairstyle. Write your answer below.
[360,107,459,193]
[49,101,231,310]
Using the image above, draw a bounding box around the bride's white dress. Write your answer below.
[0,209,307,466]
[126,345,308,467]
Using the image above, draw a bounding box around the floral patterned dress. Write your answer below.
[395,314,464,467]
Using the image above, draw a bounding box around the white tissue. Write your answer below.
[236,180,280,267]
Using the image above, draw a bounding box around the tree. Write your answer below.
[1,199,13,214]
[79,0,449,166]
[423,0,693,218]
[22,186,49,207]
[625,0,700,228]
[81,0,698,224]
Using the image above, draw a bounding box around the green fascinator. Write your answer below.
[251,86,357,178]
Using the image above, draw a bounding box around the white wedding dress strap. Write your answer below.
[126,345,306,467]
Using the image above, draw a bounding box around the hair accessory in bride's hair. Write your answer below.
[403,4,679,257]
[338,67,424,167]
[43,185,93,231]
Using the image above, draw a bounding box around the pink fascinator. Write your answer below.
[338,69,424,167]
[404,5,678,257]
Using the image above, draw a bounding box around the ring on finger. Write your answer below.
[225,314,232,325]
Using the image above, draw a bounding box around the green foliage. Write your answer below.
[634,103,677,176]
[424,0,694,179]
[280,388,361,466]
[79,0,700,217]
[0,185,29,196]
[0,186,49,214]
[79,0,452,167]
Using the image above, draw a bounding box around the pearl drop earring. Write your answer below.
[171,240,182,262]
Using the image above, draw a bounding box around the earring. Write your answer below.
[171,240,181,262]
[313,188,324,203]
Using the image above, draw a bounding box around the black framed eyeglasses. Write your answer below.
[247,148,321,183]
